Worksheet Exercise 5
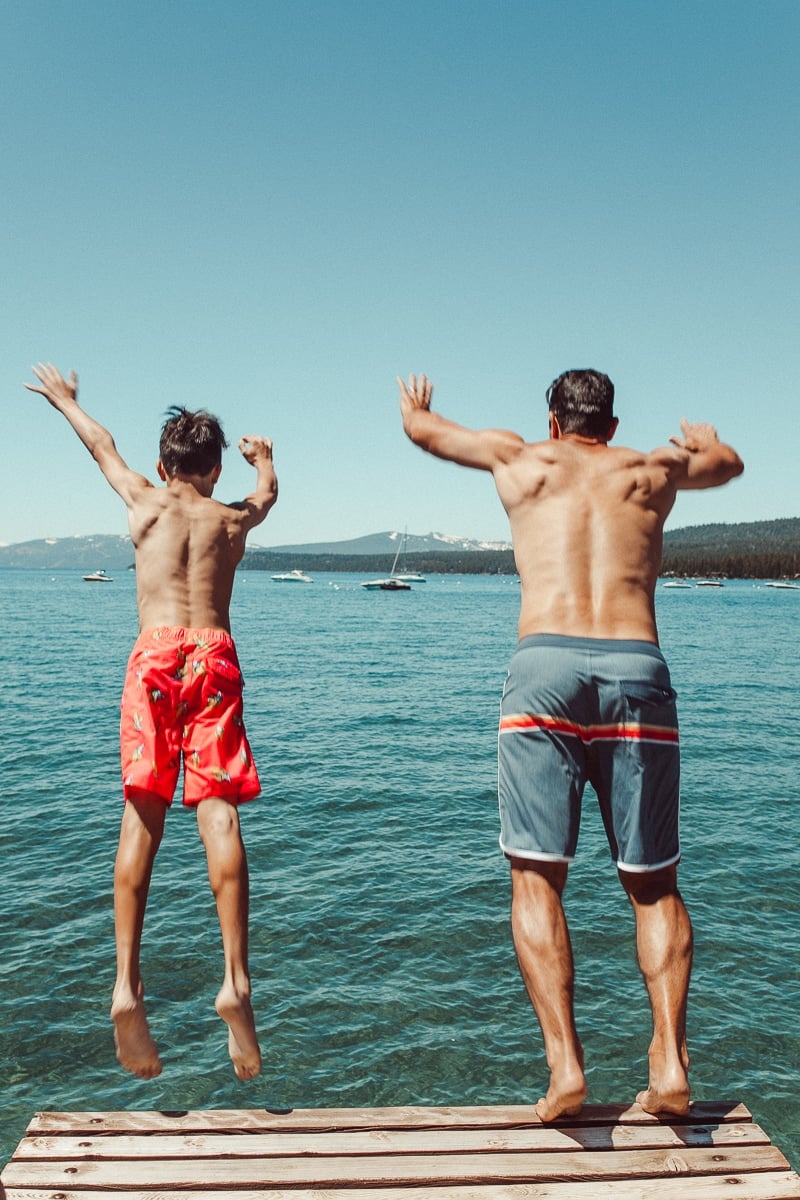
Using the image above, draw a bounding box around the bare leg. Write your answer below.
[110,794,166,1079]
[510,858,588,1121]
[196,798,261,1080]
[620,865,692,1116]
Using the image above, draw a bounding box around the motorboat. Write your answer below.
[662,580,692,589]
[765,581,800,590]
[361,576,412,591]
[272,569,313,583]
[696,579,724,587]
[83,569,113,582]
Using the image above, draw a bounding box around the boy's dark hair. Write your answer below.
[159,407,229,477]
[546,370,615,438]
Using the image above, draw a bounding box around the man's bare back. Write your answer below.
[399,373,743,643]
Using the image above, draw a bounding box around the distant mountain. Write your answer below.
[265,530,513,556]
[0,530,510,570]
[0,520,797,577]
[0,534,135,570]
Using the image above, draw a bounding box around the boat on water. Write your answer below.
[272,569,313,583]
[696,579,724,587]
[83,569,113,582]
[765,581,800,590]
[362,533,415,591]
[361,576,412,591]
[662,580,693,589]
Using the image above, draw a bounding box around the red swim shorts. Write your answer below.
[120,627,261,806]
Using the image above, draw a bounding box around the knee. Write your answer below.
[197,799,241,845]
[619,865,680,907]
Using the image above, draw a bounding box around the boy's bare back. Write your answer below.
[25,364,278,632]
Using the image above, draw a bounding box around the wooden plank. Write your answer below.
[7,1178,800,1200]
[12,1121,771,1161]
[1,1143,792,1190]
[24,1100,752,1136]
[7,1179,800,1200]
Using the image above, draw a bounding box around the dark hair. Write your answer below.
[159,407,229,477]
[546,370,615,438]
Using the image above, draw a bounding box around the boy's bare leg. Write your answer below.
[510,859,588,1121]
[620,865,693,1116]
[196,797,261,1080]
[111,794,166,1079]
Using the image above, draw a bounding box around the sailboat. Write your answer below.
[391,527,426,583]
[361,531,414,590]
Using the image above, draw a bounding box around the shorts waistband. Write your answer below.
[137,626,235,649]
[516,634,664,660]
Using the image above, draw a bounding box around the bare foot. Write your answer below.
[110,988,162,1079]
[535,1072,588,1122]
[636,1084,691,1117]
[216,985,261,1080]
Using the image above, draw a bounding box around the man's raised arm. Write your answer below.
[232,435,278,531]
[24,363,152,506]
[399,374,523,471]
[667,419,744,490]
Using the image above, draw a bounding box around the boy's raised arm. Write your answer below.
[24,363,152,505]
[232,435,278,530]
[398,373,523,471]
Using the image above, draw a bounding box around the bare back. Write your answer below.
[495,440,680,642]
[128,482,252,632]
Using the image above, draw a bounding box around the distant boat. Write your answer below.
[393,527,426,583]
[696,579,724,587]
[765,581,800,590]
[83,569,113,583]
[272,569,313,583]
[662,580,692,589]
[362,534,413,591]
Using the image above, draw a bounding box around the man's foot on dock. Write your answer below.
[535,1075,588,1122]
[636,1085,691,1117]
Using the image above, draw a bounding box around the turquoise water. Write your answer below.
[0,568,797,1168]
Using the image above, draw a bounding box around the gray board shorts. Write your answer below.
[498,634,680,873]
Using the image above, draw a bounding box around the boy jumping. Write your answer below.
[26,363,278,1081]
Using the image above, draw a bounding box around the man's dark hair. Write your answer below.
[159,407,229,477]
[546,370,615,438]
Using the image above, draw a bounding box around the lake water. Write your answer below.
[0,568,797,1168]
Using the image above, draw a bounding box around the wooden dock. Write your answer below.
[2,1100,799,1198]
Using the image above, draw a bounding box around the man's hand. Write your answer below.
[669,419,720,452]
[24,363,79,410]
[397,373,433,418]
[238,435,273,466]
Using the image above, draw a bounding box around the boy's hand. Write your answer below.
[398,373,433,417]
[238,435,273,465]
[24,363,79,408]
[669,419,720,452]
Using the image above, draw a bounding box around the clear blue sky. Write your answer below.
[2,0,797,548]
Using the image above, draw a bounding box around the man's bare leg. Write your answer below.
[510,858,588,1121]
[111,794,166,1079]
[620,865,693,1116]
[196,798,261,1080]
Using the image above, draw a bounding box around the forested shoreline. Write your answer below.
[243,518,800,580]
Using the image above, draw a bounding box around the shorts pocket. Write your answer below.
[620,681,678,734]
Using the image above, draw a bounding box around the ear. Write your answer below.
[606,417,619,442]
[211,463,222,483]
[549,412,562,440]
[156,460,168,481]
